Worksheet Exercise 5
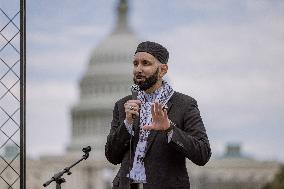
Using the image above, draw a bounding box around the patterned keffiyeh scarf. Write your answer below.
[129,80,174,183]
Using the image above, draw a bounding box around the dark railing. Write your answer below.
[0,0,26,189]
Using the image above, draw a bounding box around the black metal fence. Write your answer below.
[0,0,26,189]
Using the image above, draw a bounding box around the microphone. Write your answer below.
[82,146,91,153]
[128,85,140,185]
[131,84,139,100]
[131,84,140,119]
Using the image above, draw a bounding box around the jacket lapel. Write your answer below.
[144,99,174,156]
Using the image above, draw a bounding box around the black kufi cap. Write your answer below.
[135,41,169,64]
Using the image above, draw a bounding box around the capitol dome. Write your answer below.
[67,0,140,160]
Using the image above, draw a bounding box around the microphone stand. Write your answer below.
[43,146,92,189]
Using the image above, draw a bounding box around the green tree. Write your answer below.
[262,165,284,189]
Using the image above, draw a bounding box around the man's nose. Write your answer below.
[135,63,143,72]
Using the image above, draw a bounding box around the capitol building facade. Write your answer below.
[66,0,139,161]
[0,1,280,189]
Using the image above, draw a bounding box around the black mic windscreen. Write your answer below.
[82,146,91,153]
[131,84,140,100]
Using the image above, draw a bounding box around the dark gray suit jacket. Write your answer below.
[105,91,211,189]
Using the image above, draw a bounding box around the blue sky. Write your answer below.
[3,0,283,161]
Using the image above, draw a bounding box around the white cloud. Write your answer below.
[28,25,109,46]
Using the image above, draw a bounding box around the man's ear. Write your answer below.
[159,64,168,77]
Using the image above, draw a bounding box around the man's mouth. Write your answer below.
[135,75,145,80]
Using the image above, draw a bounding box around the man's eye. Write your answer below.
[143,60,148,65]
[133,61,138,66]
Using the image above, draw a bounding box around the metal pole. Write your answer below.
[20,0,26,188]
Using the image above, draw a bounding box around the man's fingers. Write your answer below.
[162,109,168,118]
[151,102,169,119]
[151,103,155,117]
[152,101,160,116]
[142,125,154,130]
[124,100,141,108]
[153,101,164,116]
[124,102,140,112]
[159,103,164,116]
[157,102,162,113]
[130,106,139,111]
[128,110,139,116]
[160,109,165,117]
[127,100,141,104]
[154,101,159,112]
[124,102,139,108]
[161,109,168,120]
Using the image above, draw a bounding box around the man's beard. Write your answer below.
[133,68,159,91]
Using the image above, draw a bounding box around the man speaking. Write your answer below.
[105,41,211,189]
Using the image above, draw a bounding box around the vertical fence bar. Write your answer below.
[20,0,26,188]
[0,0,25,188]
